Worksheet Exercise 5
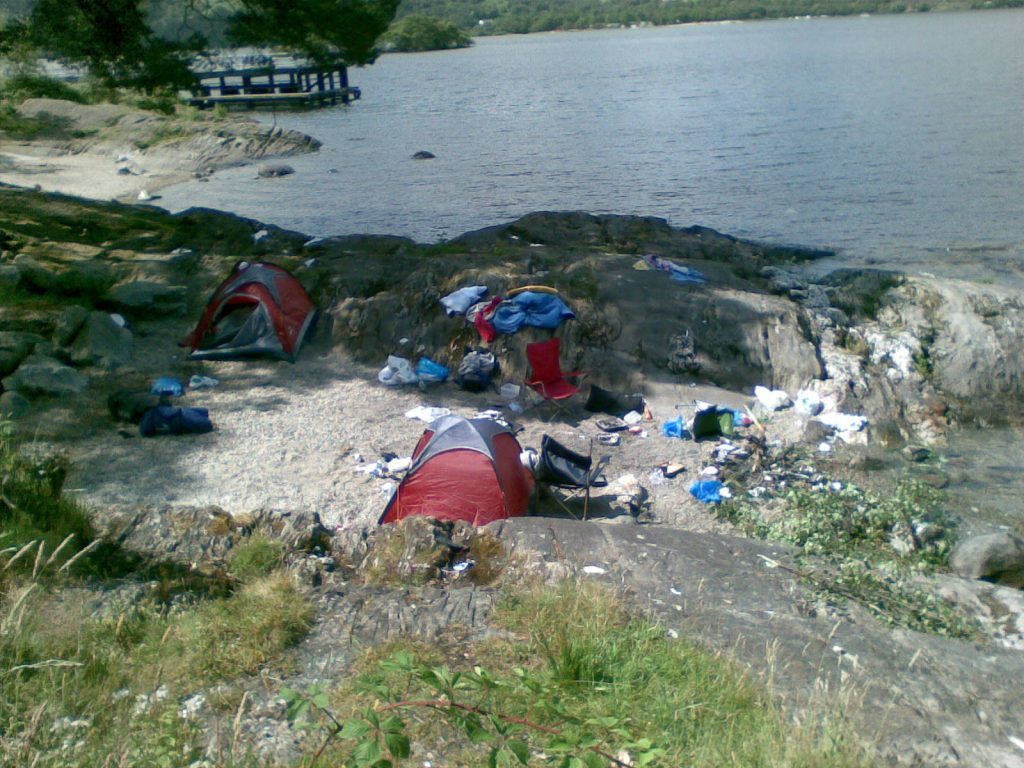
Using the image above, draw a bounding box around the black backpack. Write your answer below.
[455,347,499,392]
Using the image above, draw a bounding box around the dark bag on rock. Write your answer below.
[455,347,499,392]
[140,405,214,437]
[584,384,645,417]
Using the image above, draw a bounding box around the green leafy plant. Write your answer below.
[283,654,663,767]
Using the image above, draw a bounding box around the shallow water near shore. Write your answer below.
[161,9,1024,285]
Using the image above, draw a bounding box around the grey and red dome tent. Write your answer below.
[380,416,535,527]
[183,261,316,361]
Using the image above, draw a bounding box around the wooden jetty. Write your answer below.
[188,63,360,109]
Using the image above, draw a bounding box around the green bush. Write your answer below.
[0,73,86,103]
[383,14,473,52]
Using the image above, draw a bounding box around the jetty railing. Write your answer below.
[188,64,360,109]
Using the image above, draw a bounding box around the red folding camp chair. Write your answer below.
[525,338,586,415]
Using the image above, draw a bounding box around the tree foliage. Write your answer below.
[395,0,1019,36]
[0,0,400,92]
[382,13,472,52]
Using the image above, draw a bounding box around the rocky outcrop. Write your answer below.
[488,518,1024,768]
[2,353,88,395]
[951,533,1024,588]
[68,311,133,369]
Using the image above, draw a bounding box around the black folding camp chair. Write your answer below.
[534,435,609,520]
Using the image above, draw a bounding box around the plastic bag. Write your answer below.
[662,416,691,439]
[754,385,791,411]
[415,357,450,384]
[378,355,418,386]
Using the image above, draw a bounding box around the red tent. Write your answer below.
[380,416,535,527]
[183,261,315,362]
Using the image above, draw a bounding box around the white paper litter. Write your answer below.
[404,405,451,423]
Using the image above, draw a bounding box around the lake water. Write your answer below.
[162,9,1024,283]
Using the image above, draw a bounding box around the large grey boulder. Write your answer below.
[104,280,187,315]
[0,331,42,376]
[0,264,19,288]
[950,533,1024,588]
[2,353,88,395]
[68,311,133,368]
[0,391,30,419]
[13,254,116,299]
[52,305,89,347]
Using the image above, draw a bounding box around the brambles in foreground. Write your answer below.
[717,479,981,638]
[287,584,872,767]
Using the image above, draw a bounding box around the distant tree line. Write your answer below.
[394,0,1024,35]
[0,0,400,92]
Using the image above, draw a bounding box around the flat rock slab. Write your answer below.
[488,518,1024,768]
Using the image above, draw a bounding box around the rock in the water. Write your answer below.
[950,533,1024,588]
[0,331,42,376]
[257,164,295,178]
[104,281,187,314]
[0,390,30,419]
[52,305,89,347]
[68,311,133,368]
[411,150,435,160]
[2,353,88,395]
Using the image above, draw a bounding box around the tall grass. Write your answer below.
[0,423,314,766]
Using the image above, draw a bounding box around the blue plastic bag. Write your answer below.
[662,416,691,439]
[416,357,450,384]
[689,480,724,503]
[150,376,184,397]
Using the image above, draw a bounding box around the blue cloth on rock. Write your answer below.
[512,291,575,330]
[491,301,527,335]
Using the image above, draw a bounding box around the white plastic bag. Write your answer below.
[378,355,418,386]
[754,385,791,411]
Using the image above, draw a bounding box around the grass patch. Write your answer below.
[229,534,286,582]
[0,423,314,765]
[304,583,872,767]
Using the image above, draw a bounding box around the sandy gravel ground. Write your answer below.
[0,142,189,203]
[59,349,763,537]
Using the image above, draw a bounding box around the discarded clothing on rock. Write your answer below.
[491,301,527,335]
[140,405,213,437]
[644,254,708,285]
[511,291,576,329]
[440,285,489,317]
